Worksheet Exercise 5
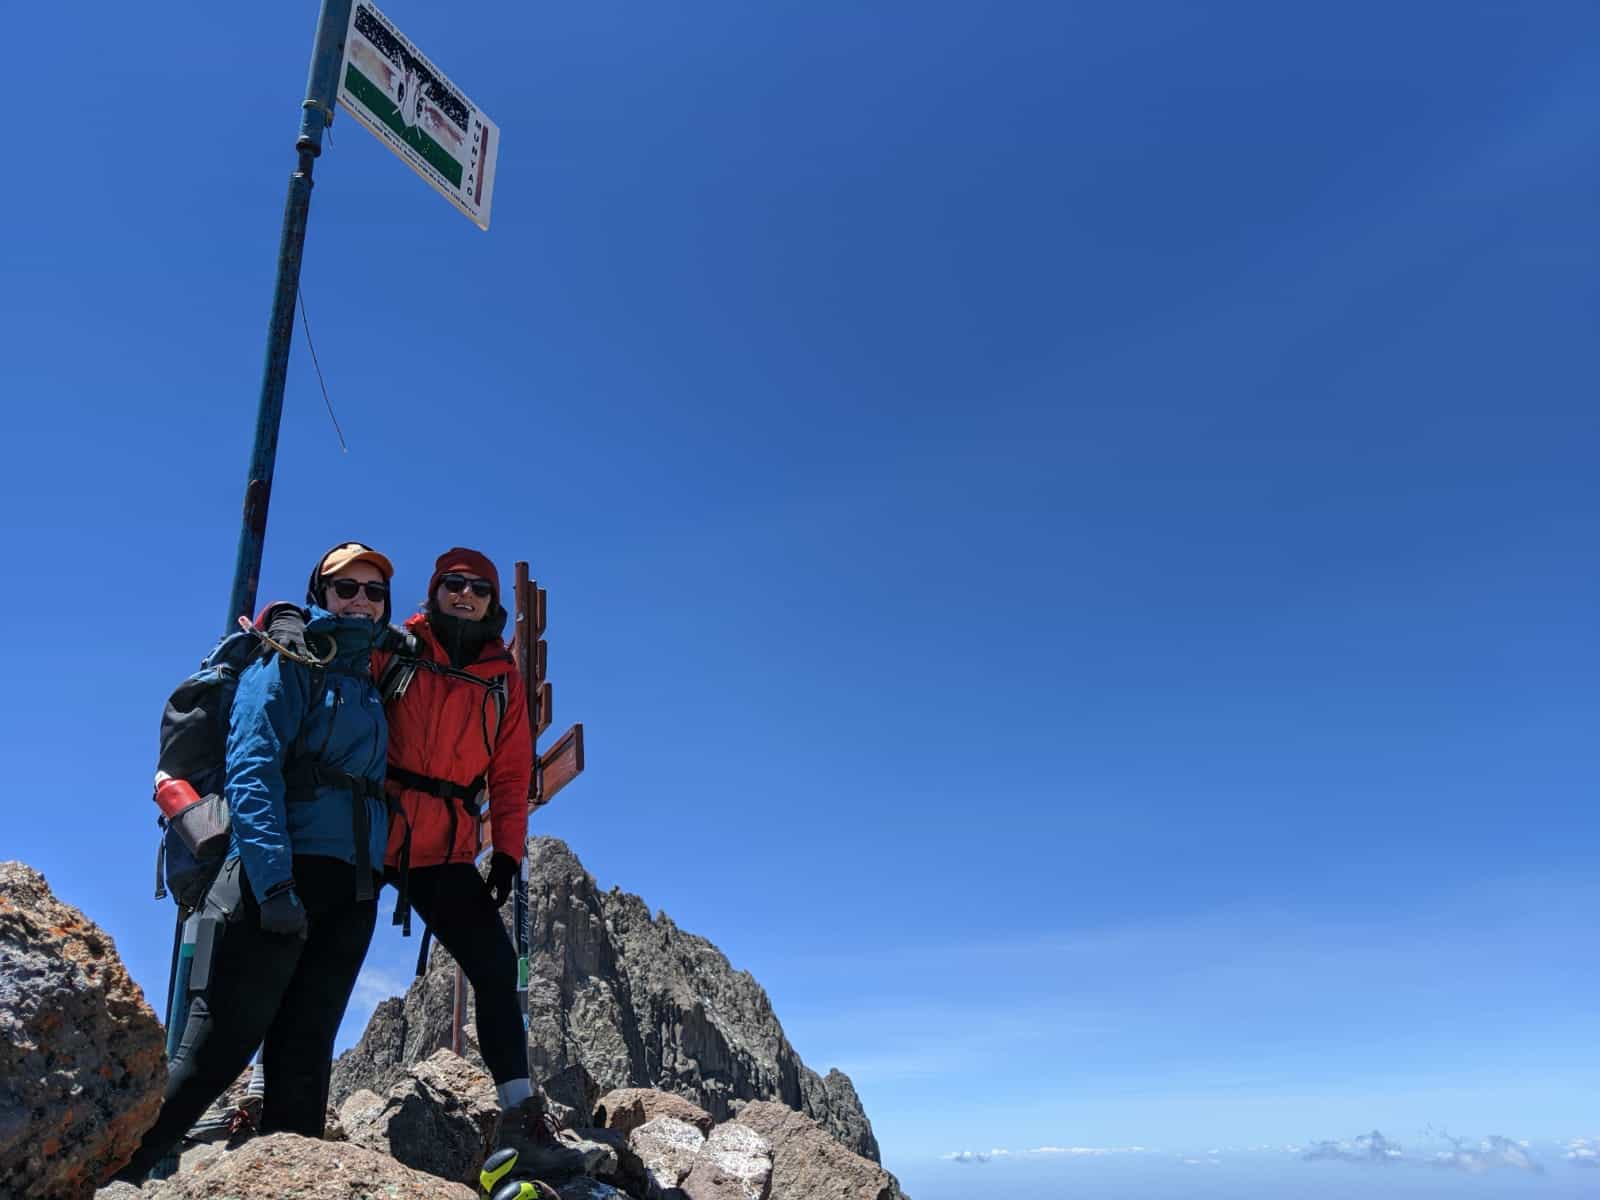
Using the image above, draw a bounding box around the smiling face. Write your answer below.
[324,560,388,621]
[435,572,492,621]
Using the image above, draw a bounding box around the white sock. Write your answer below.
[247,1060,266,1098]
[497,1078,533,1109]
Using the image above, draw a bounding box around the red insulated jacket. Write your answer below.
[373,612,532,868]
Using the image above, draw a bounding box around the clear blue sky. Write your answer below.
[3,3,1596,1197]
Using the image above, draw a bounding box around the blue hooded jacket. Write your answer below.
[224,607,389,897]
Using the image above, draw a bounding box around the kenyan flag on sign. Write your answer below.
[341,3,474,192]
[343,63,462,188]
[336,1,499,229]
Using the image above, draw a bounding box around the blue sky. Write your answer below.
[3,3,1596,1197]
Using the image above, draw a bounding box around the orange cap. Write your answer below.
[317,542,394,580]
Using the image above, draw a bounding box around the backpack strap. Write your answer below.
[482,677,508,756]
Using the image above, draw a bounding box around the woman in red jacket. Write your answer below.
[374,547,584,1181]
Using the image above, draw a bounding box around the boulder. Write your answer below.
[734,1103,905,1200]
[545,1059,603,1125]
[629,1116,705,1197]
[139,1131,476,1198]
[336,1087,384,1131]
[0,862,166,1199]
[682,1123,772,1200]
[343,1048,501,1187]
[600,1088,715,1139]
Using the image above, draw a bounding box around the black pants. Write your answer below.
[117,856,377,1182]
[404,863,527,1086]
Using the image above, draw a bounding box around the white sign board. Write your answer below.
[337,2,500,230]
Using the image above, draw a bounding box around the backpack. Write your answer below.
[152,612,327,910]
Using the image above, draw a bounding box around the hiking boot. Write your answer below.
[491,1095,591,1181]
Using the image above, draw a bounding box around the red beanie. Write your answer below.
[429,547,501,604]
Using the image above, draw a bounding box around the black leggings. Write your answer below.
[118,856,377,1182]
[404,863,527,1086]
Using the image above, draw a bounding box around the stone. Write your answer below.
[545,1059,603,1125]
[681,1123,772,1200]
[629,1116,705,1198]
[140,1131,476,1198]
[336,1087,383,1131]
[92,1184,144,1200]
[600,1088,715,1139]
[734,1102,906,1200]
[0,862,167,1199]
[342,1048,501,1187]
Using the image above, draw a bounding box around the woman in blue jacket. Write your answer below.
[117,542,395,1183]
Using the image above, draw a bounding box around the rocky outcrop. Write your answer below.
[329,942,462,1105]
[138,1132,476,1198]
[526,840,880,1159]
[0,862,167,1199]
[734,1102,903,1200]
[797,1069,880,1164]
[336,839,886,1166]
[342,1049,501,1187]
[599,1088,716,1139]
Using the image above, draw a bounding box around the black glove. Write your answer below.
[263,603,310,658]
[377,623,422,656]
[486,853,519,908]
[259,882,308,938]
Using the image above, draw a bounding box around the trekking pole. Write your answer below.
[512,562,535,1027]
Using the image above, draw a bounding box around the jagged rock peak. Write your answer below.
[521,836,883,1162]
[334,837,888,1167]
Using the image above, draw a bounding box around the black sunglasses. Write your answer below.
[441,573,494,598]
[328,578,389,602]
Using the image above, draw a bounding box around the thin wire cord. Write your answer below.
[297,286,348,454]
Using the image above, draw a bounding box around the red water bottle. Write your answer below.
[154,773,201,820]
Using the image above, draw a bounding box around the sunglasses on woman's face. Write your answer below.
[441,573,494,598]
[329,578,389,602]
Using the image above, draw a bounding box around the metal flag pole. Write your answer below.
[225,0,354,629]
[154,2,354,1179]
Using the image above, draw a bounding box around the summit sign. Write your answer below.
[337,2,500,230]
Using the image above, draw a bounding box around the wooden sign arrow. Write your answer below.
[535,680,553,738]
[532,723,584,807]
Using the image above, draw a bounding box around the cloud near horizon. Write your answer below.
[1303,1130,1541,1174]
[1565,1139,1600,1168]
[945,1145,1149,1164]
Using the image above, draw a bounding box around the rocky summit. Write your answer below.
[0,844,910,1198]
[334,837,893,1169]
